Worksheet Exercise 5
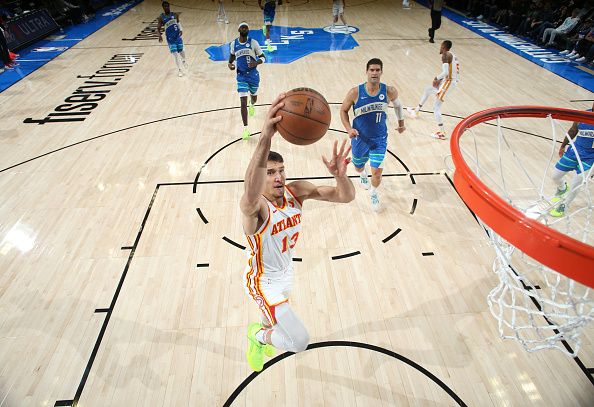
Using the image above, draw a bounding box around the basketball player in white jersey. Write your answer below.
[408,40,459,140]
[241,93,355,372]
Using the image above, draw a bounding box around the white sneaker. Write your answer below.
[407,107,420,118]
[217,16,223,22]
[370,190,380,212]
[178,69,183,77]
[359,174,370,190]
[569,53,580,59]
[576,56,586,62]
[225,18,229,24]
[560,50,570,55]
[183,60,188,70]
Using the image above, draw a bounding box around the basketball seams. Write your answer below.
[277,121,325,144]
[279,108,331,126]
[284,92,329,108]
[289,88,327,102]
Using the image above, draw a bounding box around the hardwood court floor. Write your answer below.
[0,0,593,406]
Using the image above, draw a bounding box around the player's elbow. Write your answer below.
[339,187,356,203]
[239,196,260,217]
[345,189,356,203]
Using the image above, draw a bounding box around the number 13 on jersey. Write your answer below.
[281,232,299,253]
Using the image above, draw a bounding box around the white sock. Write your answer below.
[370,185,377,195]
[255,329,267,344]
[173,53,182,70]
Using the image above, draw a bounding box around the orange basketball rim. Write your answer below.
[450,106,594,288]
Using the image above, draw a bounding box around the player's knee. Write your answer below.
[291,329,310,353]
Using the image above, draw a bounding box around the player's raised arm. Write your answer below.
[340,87,359,139]
[240,94,285,217]
[287,140,355,203]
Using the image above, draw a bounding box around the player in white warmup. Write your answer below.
[408,40,460,140]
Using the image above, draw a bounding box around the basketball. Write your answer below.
[277,88,331,145]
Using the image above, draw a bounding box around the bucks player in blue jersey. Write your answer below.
[157,1,187,77]
[228,22,266,140]
[258,0,276,52]
[550,103,594,217]
[340,58,406,211]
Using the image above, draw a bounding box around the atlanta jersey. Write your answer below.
[244,187,302,323]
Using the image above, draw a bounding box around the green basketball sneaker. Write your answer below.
[549,203,566,217]
[242,128,251,140]
[263,343,275,358]
[246,323,264,372]
[551,182,568,203]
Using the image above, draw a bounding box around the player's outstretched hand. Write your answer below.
[396,125,406,134]
[228,62,235,70]
[322,139,352,178]
[261,93,286,139]
[432,78,441,88]
[158,35,163,43]
[347,128,359,139]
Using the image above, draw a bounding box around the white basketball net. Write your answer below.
[459,112,594,357]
